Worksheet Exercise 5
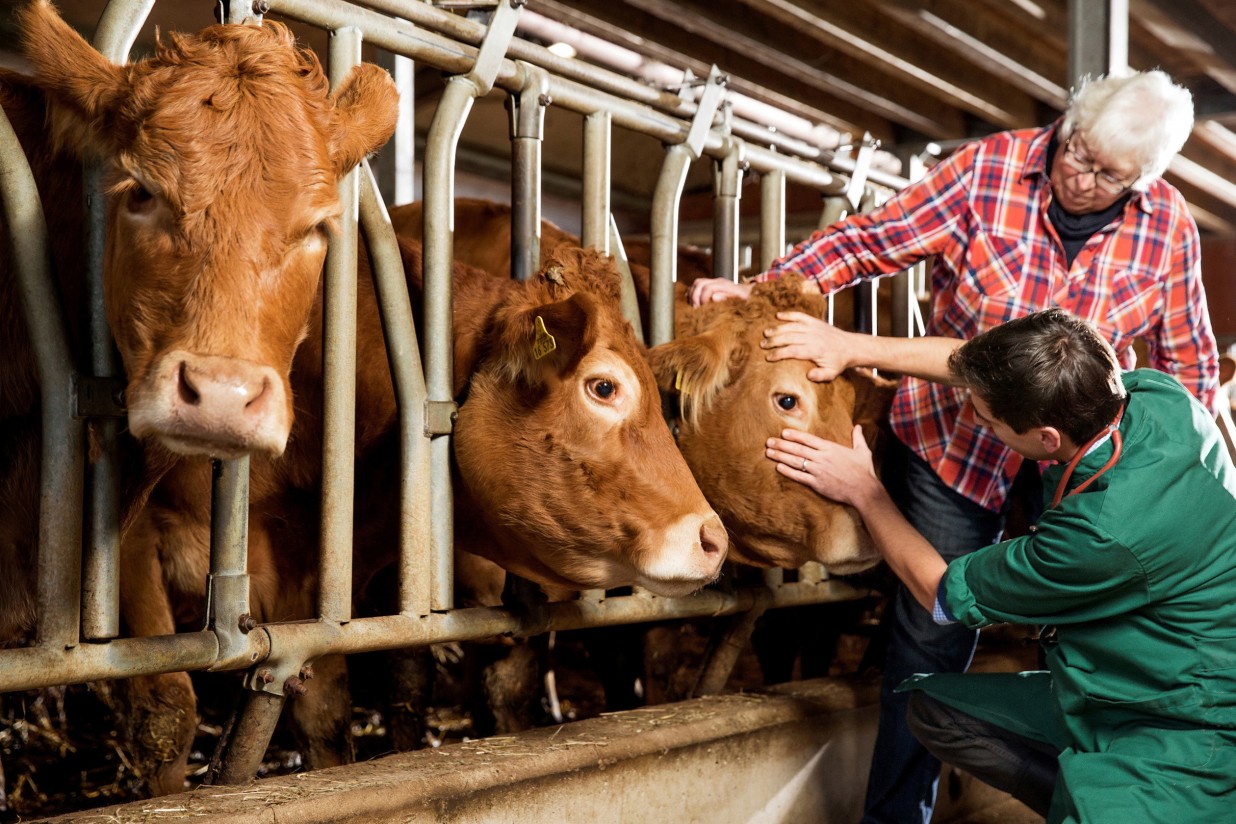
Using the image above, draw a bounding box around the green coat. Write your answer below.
[901,370,1236,823]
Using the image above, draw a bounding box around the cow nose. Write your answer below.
[127,350,291,457]
[177,358,272,419]
[699,515,728,557]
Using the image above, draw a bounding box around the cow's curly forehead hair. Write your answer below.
[537,246,625,304]
[112,21,338,225]
[668,274,829,428]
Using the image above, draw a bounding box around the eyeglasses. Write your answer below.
[1060,135,1136,195]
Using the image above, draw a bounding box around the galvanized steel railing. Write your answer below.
[0,0,917,782]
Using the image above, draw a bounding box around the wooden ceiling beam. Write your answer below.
[878,0,1069,108]
[559,0,966,138]
[731,0,1040,129]
[533,0,895,139]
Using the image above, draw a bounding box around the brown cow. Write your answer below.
[0,0,399,795]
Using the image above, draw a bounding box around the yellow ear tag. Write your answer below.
[533,315,557,360]
[675,367,690,400]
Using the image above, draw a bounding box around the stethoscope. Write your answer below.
[1048,402,1126,509]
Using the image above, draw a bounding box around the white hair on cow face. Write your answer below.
[1059,69,1194,192]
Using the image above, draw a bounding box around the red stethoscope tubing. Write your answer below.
[1049,404,1126,509]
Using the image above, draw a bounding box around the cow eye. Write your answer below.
[775,394,798,411]
[126,183,156,214]
[587,378,618,402]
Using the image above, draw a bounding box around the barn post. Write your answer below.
[508,63,548,282]
[423,0,522,610]
[1068,0,1128,87]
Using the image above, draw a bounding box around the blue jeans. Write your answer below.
[859,437,1039,824]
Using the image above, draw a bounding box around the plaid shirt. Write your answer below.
[761,123,1220,512]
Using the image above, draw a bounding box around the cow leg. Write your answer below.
[288,654,353,768]
[118,517,197,796]
[381,646,436,751]
[476,640,542,735]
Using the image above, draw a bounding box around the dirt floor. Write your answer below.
[0,596,1041,820]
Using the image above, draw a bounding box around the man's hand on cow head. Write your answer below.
[687,277,753,306]
[761,311,856,382]
[765,425,879,506]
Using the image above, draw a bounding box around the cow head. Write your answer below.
[451,247,728,596]
[20,0,398,458]
[650,276,894,573]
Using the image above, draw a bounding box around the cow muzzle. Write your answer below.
[635,511,728,597]
[128,350,291,458]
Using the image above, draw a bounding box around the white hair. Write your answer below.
[1059,70,1194,191]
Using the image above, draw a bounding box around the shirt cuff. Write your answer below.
[932,577,957,625]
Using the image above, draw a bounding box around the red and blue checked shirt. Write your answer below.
[760,123,1220,512]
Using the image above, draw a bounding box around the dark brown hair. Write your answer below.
[948,309,1126,444]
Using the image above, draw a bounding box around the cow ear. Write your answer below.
[844,367,896,444]
[19,0,129,154]
[1221,354,1235,386]
[647,328,733,431]
[494,292,597,387]
[330,63,399,176]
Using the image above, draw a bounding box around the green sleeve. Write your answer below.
[943,506,1150,628]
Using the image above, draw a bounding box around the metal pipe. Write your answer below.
[608,218,646,345]
[422,0,521,612]
[509,63,548,282]
[691,589,772,697]
[759,168,786,271]
[208,691,287,785]
[318,26,364,624]
[358,165,432,616]
[711,135,744,282]
[79,0,154,644]
[581,112,611,252]
[650,144,691,347]
[207,457,253,668]
[0,105,84,650]
[0,631,222,693]
[80,159,121,642]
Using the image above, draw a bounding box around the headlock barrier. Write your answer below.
[0,0,928,791]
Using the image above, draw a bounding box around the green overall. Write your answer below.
[900,370,1236,823]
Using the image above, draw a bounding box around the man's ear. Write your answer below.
[1037,426,1064,455]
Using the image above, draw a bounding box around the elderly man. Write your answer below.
[691,69,1220,823]
[764,309,1236,824]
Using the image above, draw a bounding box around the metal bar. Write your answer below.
[711,135,744,282]
[691,591,771,697]
[422,0,521,611]
[608,218,646,346]
[358,164,432,617]
[0,104,84,650]
[80,159,120,642]
[0,632,222,694]
[206,457,253,668]
[509,63,548,282]
[208,691,287,785]
[650,144,691,347]
[79,0,154,645]
[319,26,364,624]
[759,168,786,271]
[581,111,611,252]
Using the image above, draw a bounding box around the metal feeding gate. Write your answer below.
[0,0,921,792]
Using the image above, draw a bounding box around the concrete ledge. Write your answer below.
[45,678,880,824]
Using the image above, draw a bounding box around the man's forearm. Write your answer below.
[849,334,964,386]
[852,481,949,613]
